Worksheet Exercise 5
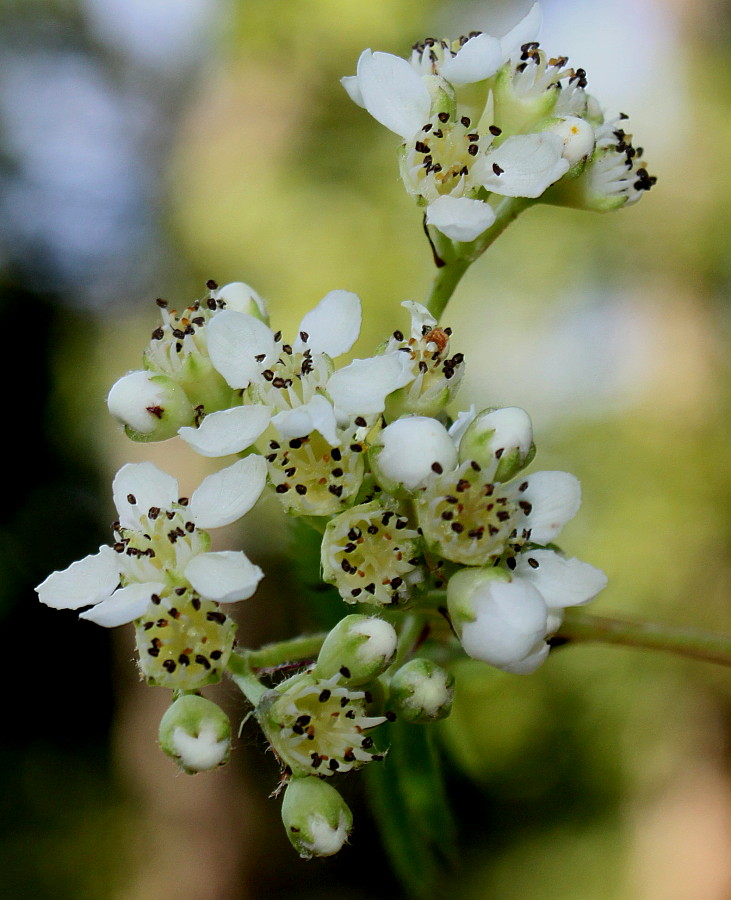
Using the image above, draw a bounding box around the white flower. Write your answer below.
[36,458,266,627]
[342,4,579,241]
[191,289,411,458]
[448,554,606,674]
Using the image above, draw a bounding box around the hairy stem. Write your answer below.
[555,610,731,667]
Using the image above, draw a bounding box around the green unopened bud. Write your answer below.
[107,371,195,441]
[389,658,455,723]
[282,777,353,859]
[315,615,398,686]
[458,407,535,482]
[158,694,231,774]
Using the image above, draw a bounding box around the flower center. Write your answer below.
[405,113,490,198]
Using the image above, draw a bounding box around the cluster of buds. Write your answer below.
[33,0,652,861]
[342,2,654,243]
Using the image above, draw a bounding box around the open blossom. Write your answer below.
[36,459,266,688]
[343,2,653,241]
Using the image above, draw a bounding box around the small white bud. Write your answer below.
[389,658,455,723]
[107,370,195,441]
[458,406,534,482]
[316,614,398,685]
[281,777,353,859]
[158,694,231,774]
[545,116,596,166]
[447,567,549,673]
[370,416,458,494]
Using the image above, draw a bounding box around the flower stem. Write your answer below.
[555,610,731,667]
[424,197,535,320]
[246,633,328,669]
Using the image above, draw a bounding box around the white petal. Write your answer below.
[425,195,496,242]
[271,395,340,446]
[341,75,365,108]
[499,643,550,674]
[401,300,436,338]
[375,416,458,490]
[113,462,179,529]
[357,49,431,140]
[460,579,548,667]
[500,2,542,59]
[447,406,477,444]
[514,550,608,609]
[179,405,271,457]
[516,470,581,544]
[475,133,569,198]
[79,581,166,627]
[440,33,504,85]
[36,546,119,610]
[172,724,228,771]
[328,352,413,420]
[188,455,267,529]
[184,551,263,603]
[207,310,275,389]
[294,290,361,357]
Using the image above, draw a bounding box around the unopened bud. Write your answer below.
[315,615,398,686]
[370,416,458,494]
[107,370,195,441]
[544,116,595,167]
[158,694,231,774]
[281,777,353,859]
[389,658,455,723]
[457,406,534,482]
[214,281,268,322]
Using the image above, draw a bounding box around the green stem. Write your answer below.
[555,610,731,667]
[226,652,268,705]
[424,197,535,320]
[246,632,328,669]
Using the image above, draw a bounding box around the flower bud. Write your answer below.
[370,416,458,495]
[214,281,268,322]
[158,694,231,774]
[281,777,353,859]
[543,116,595,167]
[389,658,455,723]
[457,406,535,482]
[447,566,549,673]
[315,615,398,686]
[107,370,195,441]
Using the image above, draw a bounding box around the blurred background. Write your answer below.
[2,0,731,897]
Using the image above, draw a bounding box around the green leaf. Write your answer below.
[365,719,457,898]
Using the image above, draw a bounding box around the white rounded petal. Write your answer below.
[271,395,339,446]
[350,618,398,664]
[500,2,542,58]
[36,545,119,610]
[357,49,432,140]
[460,579,548,668]
[425,195,496,242]
[113,462,179,529]
[188,455,267,529]
[499,642,550,674]
[375,416,458,490]
[516,470,582,544]
[475,133,570,198]
[447,406,478,444]
[215,281,267,318]
[514,550,608,609]
[548,116,596,165]
[294,290,361,358]
[172,724,229,771]
[107,371,164,434]
[341,74,365,108]
[440,33,504,85]
[79,581,166,627]
[179,405,271,457]
[328,352,413,421]
[184,551,263,603]
[207,310,276,389]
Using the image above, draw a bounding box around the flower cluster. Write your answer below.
[33,0,653,861]
[342,2,654,242]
